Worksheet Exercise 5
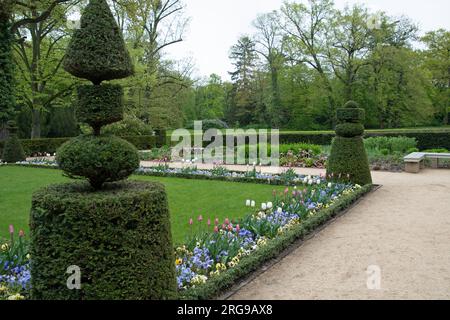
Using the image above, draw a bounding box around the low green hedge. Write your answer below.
[0,135,158,156]
[179,184,373,300]
[172,129,450,150]
[30,180,176,300]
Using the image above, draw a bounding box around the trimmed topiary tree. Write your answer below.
[1,121,25,163]
[30,0,176,300]
[326,101,372,185]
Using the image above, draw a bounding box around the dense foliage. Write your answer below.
[1,0,447,138]
[30,181,176,300]
[327,101,372,185]
[1,122,25,162]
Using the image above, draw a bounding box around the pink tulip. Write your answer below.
[207,219,211,227]
[222,224,226,230]
[198,215,203,222]
[214,218,219,226]
[284,188,289,194]
[228,225,233,232]
[19,230,25,237]
[9,225,14,234]
[213,226,219,233]
[224,218,230,225]
[236,224,240,232]
[189,218,193,226]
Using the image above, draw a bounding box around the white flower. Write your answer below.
[277,207,283,214]
[267,202,273,209]
[253,162,256,167]
[303,177,308,183]
[328,182,332,188]
[246,200,251,207]
[308,180,313,185]
[261,203,267,210]
[251,201,256,208]
[317,179,321,185]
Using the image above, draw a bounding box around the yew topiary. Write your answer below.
[31,0,176,300]
[63,0,133,84]
[327,101,372,185]
[2,121,25,163]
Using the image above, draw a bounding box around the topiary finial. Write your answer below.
[63,0,134,84]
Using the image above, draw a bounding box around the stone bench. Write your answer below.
[404,152,450,173]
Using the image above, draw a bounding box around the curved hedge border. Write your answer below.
[178,184,373,300]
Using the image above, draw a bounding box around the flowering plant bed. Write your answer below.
[0,226,30,300]
[175,183,372,299]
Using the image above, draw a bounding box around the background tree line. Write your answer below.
[0,0,448,139]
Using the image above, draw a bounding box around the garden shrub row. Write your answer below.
[0,135,162,156]
[171,129,450,150]
[179,184,373,300]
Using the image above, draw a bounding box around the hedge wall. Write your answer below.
[0,135,159,156]
[173,130,450,150]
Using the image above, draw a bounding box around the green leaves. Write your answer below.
[63,0,133,83]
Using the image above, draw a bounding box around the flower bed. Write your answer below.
[174,182,366,296]
[179,183,372,299]
[0,226,30,300]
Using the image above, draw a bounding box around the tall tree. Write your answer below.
[14,0,78,138]
[0,0,73,138]
[421,29,450,125]
[228,36,259,126]
[280,0,336,127]
[252,11,285,126]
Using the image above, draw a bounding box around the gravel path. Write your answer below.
[229,169,450,300]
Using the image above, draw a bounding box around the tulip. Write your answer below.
[228,225,233,232]
[261,203,267,210]
[222,224,226,230]
[214,218,219,225]
[198,215,203,222]
[19,230,25,237]
[9,225,14,234]
[267,202,273,209]
[236,224,240,232]
[189,218,193,226]
[246,200,251,207]
[284,188,289,194]
[213,226,219,233]
[251,201,256,208]
[328,182,332,188]
[207,219,211,227]
[224,218,230,225]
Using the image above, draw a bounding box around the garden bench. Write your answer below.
[404,152,450,173]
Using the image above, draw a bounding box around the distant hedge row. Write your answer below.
[0,134,165,157]
[1,129,449,156]
[169,130,450,150]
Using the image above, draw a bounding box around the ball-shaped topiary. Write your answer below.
[63,0,133,84]
[2,121,25,163]
[30,181,177,300]
[327,101,372,185]
[57,135,140,190]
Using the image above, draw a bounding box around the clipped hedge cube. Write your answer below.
[30,181,177,300]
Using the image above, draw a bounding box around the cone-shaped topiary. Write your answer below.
[327,101,372,185]
[63,0,133,84]
[2,121,25,163]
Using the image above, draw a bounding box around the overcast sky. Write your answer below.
[164,0,450,81]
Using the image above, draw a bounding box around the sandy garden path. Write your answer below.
[227,169,450,300]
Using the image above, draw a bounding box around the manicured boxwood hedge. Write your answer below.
[0,135,158,157]
[30,180,176,300]
[173,129,450,150]
[179,184,373,300]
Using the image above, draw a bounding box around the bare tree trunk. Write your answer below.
[31,109,41,139]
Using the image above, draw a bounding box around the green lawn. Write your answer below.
[0,166,284,244]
